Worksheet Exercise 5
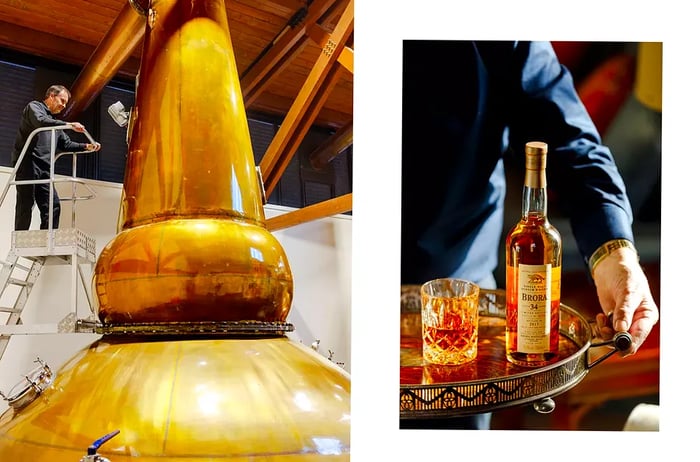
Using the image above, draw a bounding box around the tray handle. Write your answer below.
[587,331,633,368]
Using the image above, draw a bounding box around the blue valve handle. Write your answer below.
[87,430,120,455]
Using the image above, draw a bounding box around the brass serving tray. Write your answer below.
[400,286,625,419]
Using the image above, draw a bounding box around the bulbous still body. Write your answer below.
[0,337,351,459]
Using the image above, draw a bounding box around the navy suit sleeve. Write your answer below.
[506,41,634,263]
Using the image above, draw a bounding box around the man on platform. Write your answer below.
[11,84,101,230]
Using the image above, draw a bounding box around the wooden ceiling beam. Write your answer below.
[245,92,350,130]
[0,20,141,79]
[63,1,146,119]
[240,0,338,104]
[309,121,353,169]
[306,23,353,74]
[262,60,346,193]
[261,58,347,194]
[266,193,352,231]
[240,34,307,106]
[259,0,353,196]
[0,1,352,131]
[240,0,307,17]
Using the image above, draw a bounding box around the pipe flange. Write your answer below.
[97,320,295,336]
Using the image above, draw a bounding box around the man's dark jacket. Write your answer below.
[11,100,86,177]
[401,41,634,284]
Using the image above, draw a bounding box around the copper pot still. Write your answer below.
[0,0,350,459]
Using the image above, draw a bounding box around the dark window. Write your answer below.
[0,61,35,168]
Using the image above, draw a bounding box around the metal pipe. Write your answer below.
[62,1,147,120]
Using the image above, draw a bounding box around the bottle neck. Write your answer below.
[522,167,548,218]
[522,185,547,218]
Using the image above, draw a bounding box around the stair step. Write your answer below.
[0,306,21,314]
[7,277,31,287]
[1,261,31,272]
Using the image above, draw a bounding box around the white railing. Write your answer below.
[0,125,98,248]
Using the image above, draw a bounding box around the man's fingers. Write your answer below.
[628,308,658,346]
[614,317,629,332]
[71,122,85,132]
[595,313,615,340]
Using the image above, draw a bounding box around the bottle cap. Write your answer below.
[525,141,547,154]
[525,141,547,171]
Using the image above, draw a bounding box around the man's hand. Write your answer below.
[86,142,101,152]
[592,246,659,356]
[68,122,86,132]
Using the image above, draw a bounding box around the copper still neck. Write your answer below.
[122,0,265,228]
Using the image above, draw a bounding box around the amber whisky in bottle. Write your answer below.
[505,141,562,367]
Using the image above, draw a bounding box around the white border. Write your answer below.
[353,1,696,460]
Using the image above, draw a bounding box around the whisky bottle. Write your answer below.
[505,141,562,367]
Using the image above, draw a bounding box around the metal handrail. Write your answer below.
[0,124,99,234]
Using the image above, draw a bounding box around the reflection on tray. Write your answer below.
[401,316,581,385]
[399,287,595,418]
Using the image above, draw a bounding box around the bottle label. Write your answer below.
[516,263,554,353]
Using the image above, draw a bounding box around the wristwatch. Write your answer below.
[588,238,637,276]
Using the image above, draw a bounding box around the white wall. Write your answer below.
[0,167,351,413]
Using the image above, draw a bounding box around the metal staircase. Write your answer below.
[0,253,44,336]
[0,125,101,362]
